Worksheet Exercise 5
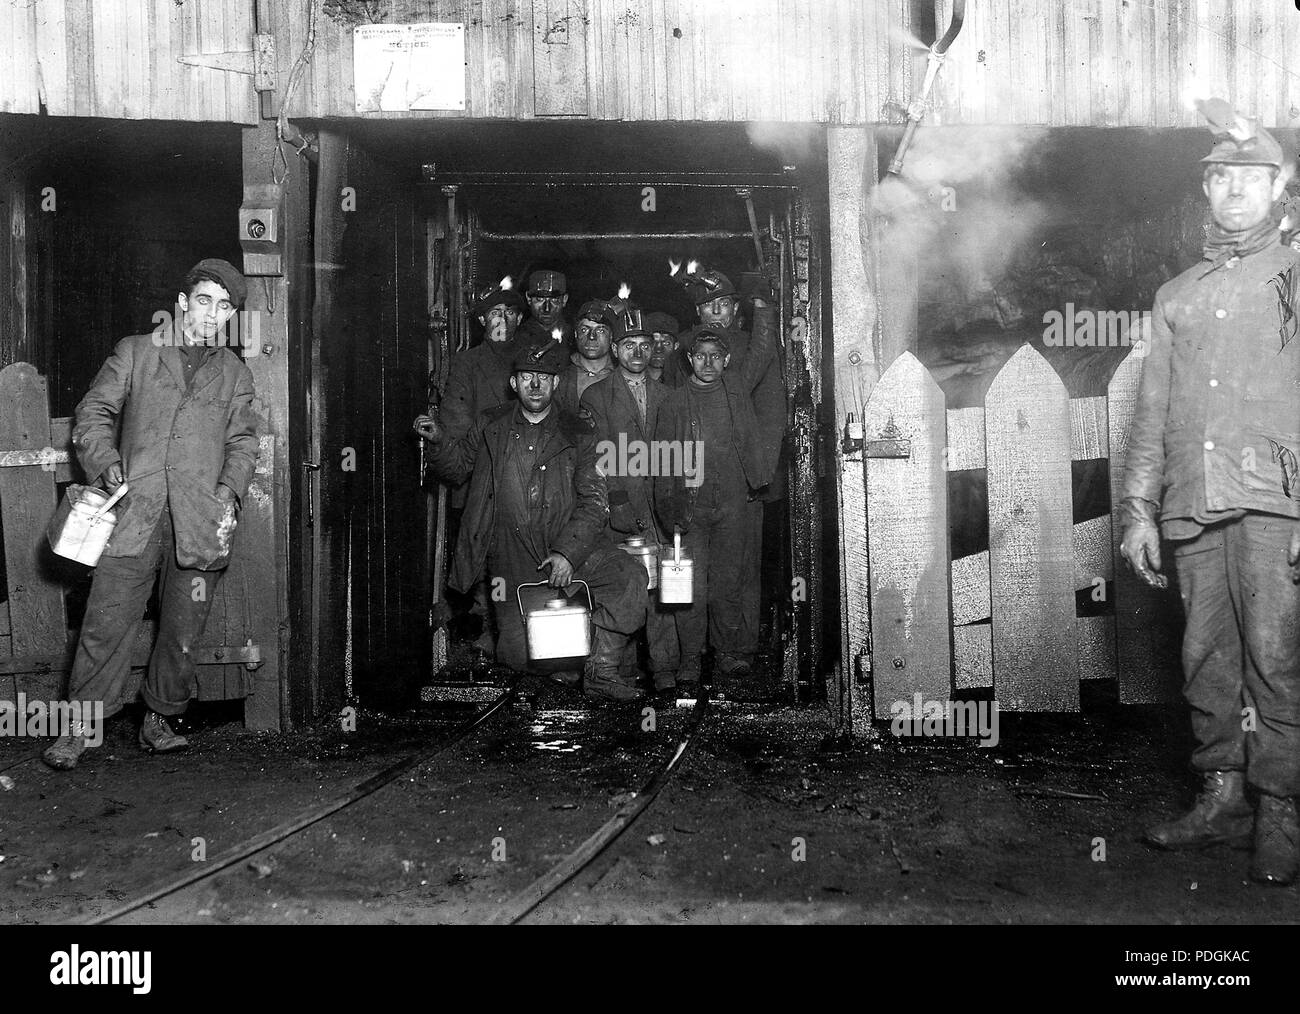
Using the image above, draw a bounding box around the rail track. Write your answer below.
[75,679,716,925]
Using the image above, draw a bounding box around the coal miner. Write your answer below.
[525,268,573,347]
[43,259,260,770]
[644,311,681,385]
[555,299,617,415]
[1119,105,1300,884]
[678,267,788,483]
[424,340,648,701]
[580,308,676,695]
[413,278,527,658]
[653,285,777,695]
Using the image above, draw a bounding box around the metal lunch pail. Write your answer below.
[658,531,693,604]
[517,579,593,660]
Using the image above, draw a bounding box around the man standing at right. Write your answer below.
[1120,107,1300,884]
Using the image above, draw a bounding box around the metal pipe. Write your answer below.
[736,187,766,268]
[475,229,770,242]
[420,178,796,191]
[885,0,968,177]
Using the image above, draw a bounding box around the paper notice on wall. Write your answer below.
[354,23,466,113]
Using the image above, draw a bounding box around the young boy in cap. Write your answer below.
[581,309,676,694]
[652,290,777,695]
[644,311,682,385]
[424,340,648,702]
[44,259,260,769]
[555,299,617,415]
[1119,100,1300,884]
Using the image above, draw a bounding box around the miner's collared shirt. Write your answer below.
[1123,241,1300,539]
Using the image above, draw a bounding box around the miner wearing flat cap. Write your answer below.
[44,258,260,770]
[424,339,648,701]
[1119,99,1300,884]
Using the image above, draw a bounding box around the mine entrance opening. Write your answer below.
[394,120,830,698]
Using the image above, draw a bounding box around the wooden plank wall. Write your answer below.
[0,0,257,123]
[286,0,913,122]
[5,1,1296,127]
[933,0,1300,128]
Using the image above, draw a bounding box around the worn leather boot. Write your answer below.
[138,711,190,754]
[583,627,645,702]
[42,721,94,771]
[1143,770,1253,850]
[1250,794,1300,886]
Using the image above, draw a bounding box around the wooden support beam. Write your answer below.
[239,118,307,731]
[826,126,878,736]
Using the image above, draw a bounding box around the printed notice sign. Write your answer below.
[354,22,466,112]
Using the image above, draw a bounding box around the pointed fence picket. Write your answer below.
[859,342,1179,717]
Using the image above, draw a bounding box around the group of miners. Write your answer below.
[413,265,786,702]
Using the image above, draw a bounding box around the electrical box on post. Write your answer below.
[239,183,284,276]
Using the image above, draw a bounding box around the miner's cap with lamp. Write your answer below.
[1196,97,1290,171]
[512,340,570,375]
[471,277,528,318]
[527,269,567,297]
[188,258,247,310]
[688,268,737,306]
[615,308,653,343]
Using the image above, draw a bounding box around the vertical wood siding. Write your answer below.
[1,0,256,123]
[4,1,1296,126]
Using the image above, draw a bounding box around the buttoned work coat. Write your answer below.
[72,333,260,571]
[579,371,671,540]
[427,403,610,595]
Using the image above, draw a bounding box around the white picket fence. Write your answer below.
[861,343,1178,714]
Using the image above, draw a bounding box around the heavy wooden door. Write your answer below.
[314,130,430,710]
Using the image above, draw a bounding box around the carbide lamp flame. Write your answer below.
[500,275,513,290]
[686,260,700,276]
[668,259,682,277]
[551,327,563,343]
[618,282,631,300]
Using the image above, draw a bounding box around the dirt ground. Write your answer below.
[0,673,1295,925]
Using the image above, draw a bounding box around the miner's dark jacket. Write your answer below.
[438,336,520,509]
[425,401,609,594]
[579,369,672,540]
[654,303,778,531]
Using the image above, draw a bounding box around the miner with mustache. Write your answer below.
[1120,100,1300,884]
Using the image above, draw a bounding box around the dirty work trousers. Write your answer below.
[618,536,678,688]
[67,509,219,719]
[662,495,764,667]
[489,540,647,674]
[1173,512,1300,797]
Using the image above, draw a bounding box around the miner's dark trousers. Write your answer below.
[489,544,647,673]
[669,495,764,664]
[67,509,218,719]
[1173,513,1300,798]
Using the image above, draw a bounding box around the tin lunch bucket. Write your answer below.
[658,532,693,604]
[47,482,130,567]
[619,535,660,590]
[517,579,593,661]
